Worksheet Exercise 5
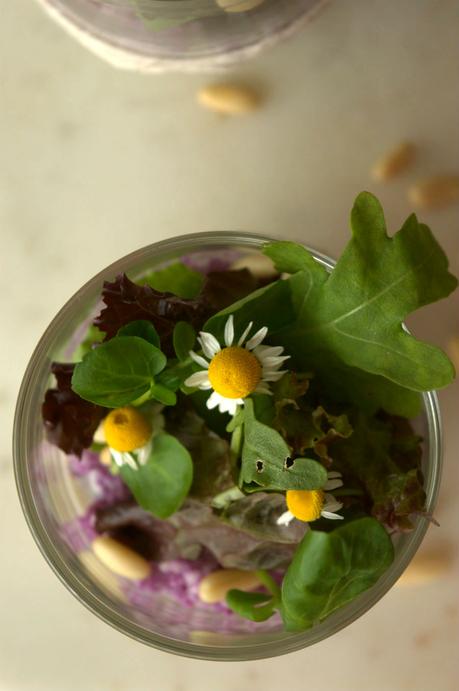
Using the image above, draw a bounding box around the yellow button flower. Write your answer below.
[277,472,344,525]
[103,407,152,452]
[184,314,290,415]
[208,346,262,399]
[286,489,325,522]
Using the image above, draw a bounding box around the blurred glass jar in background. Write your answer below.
[36,0,327,72]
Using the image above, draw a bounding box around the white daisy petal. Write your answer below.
[110,450,124,468]
[199,380,213,390]
[323,494,343,513]
[224,315,235,347]
[189,350,209,368]
[246,326,268,350]
[198,332,221,359]
[262,370,288,382]
[253,345,285,358]
[324,478,344,491]
[219,398,241,416]
[255,384,272,395]
[321,511,344,520]
[327,471,342,479]
[238,321,253,346]
[206,391,222,410]
[260,355,290,368]
[276,510,295,526]
[185,371,211,388]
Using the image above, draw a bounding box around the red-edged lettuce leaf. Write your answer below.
[331,412,425,532]
[42,363,106,456]
[203,268,259,311]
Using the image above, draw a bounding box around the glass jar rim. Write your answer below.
[13,231,442,660]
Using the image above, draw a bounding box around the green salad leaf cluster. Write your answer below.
[42,192,457,634]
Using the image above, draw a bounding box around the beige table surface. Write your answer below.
[1,1,458,690]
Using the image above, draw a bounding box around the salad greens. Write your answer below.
[266,195,456,391]
[71,336,167,408]
[119,433,193,519]
[280,517,394,631]
[239,399,328,491]
[42,192,457,634]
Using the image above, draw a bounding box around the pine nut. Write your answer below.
[216,0,265,12]
[408,175,459,209]
[92,535,150,580]
[198,568,261,603]
[397,549,453,586]
[197,84,261,115]
[371,141,416,181]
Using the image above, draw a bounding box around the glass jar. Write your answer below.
[13,232,442,660]
[37,0,327,72]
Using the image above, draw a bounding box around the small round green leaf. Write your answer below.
[120,433,193,519]
[117,320,160,347]
[71,336,166,408]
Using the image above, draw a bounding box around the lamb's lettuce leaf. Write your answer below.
[281,517,394,631]
[119,433,192,519]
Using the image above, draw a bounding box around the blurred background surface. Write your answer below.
[1,1,458,690]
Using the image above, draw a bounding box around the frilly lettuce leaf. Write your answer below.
[331,412,426,532]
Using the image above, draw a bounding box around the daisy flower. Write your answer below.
[184,315,289,415]
[277,471,344,525]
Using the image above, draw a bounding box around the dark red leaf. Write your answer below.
[93,273,208,356]
[93,270,264,356]
[42,363,106,456]
[202,268,259,312]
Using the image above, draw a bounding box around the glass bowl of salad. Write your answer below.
[37,0,327,72]
[14,193,456,660]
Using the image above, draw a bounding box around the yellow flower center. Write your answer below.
[208,346,262,399]
[103,406,152,452]
[286,489,325,522]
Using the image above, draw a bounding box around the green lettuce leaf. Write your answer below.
[119,433,193,519]
[71,336,166,408]
[268,192,457,392]
[144,262,204,299]
[281,517,394,631]
[239,399,328,491]
[164,404,234,500]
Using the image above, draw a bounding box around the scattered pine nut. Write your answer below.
[197,83,261,115]
[371,141,416,182]
[216,0,265,12]
[408,174,459,209]
[198,568,261,603]
[396,549,454,587]
[92,535,150,580]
